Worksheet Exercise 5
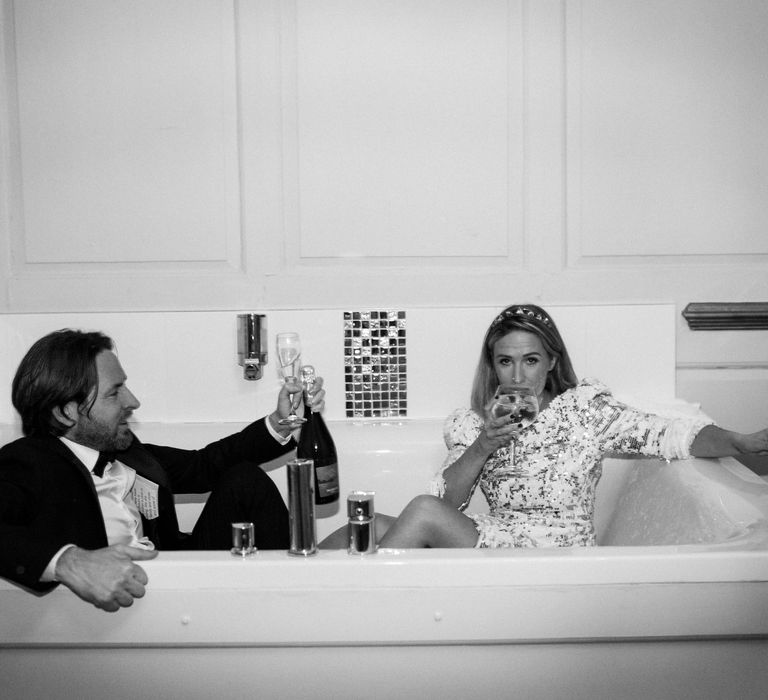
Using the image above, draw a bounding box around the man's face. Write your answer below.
[67,350,140,452]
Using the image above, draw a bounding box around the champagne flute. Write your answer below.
[490,383,539,475]
[276,332,306,428]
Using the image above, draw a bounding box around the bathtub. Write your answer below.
[2,419,768,700]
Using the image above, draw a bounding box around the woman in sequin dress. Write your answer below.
[375,304,768,549]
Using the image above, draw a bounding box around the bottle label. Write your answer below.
[315,462,339,499]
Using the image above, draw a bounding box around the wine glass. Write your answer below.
[490,383,539,475]
[276,332,306,428]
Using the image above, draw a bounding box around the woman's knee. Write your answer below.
[401,494,450,523]
[410,494,478,544]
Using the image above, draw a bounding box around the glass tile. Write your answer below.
[344,310,407,418]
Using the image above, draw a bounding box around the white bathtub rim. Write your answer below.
[4,539,765,597]
[145,546,768,587]
[3,533,768,618]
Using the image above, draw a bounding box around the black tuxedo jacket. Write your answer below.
[0,419,293,591]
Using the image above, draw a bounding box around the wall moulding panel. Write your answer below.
[5,0,244,305]
[565,0,768,267]
[279,0,525,265]
[0,0,14,310]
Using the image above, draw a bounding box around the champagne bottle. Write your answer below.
[297,365,339,504]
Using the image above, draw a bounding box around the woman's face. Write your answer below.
[492,330,555,401]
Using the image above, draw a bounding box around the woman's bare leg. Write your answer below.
[379,495,478,548]
[319,496,477,549]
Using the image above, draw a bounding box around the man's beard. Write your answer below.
[70,415,134,453]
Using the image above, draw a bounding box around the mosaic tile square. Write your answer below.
[343,310,407,418]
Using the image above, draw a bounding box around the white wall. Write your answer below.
[0,304,677,427]
[1,1,767,431]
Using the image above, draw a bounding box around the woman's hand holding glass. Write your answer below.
[482,405,523,453]
[488,384,539,473]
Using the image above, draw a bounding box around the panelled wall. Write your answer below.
[1,0,767,429]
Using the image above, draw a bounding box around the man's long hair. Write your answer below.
[12,329,114,437]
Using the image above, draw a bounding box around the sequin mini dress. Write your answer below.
[430,379,712,548]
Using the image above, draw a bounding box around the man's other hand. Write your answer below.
[54,544,159,612]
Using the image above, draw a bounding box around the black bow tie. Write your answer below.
[93,452,116,477]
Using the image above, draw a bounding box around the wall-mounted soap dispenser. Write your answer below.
[237,313,268,380]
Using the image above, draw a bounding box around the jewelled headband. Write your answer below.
[491,306,552,329]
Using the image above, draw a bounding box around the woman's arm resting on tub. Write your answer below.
[441,413,519,508]
[690,425,768,458]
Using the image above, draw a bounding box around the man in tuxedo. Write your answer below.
[0,329,324,612]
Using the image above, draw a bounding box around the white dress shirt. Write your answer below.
[40,439,155,582]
